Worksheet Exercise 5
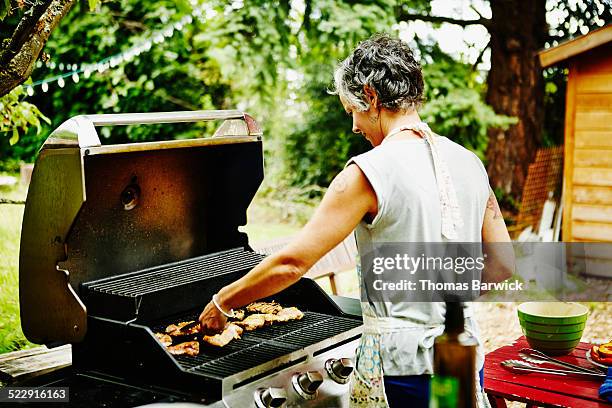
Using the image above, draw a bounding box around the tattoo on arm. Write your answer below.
[487,189,503,220]
[331,171,348,193]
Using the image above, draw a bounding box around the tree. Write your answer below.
[280,0,512,193]
[396,0,610,200]
[484,0,547,198]
[3,0,608,208]
[0,0,77,97]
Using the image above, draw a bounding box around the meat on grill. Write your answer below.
[235,314,267,331]
[203,323,244,347]
[245,301,282,315]
[161,305,305,353]
[155,332,173,347]
[231,309,246,321]
[271,307,304,322]
[167,341,199,356]
[165,321,200,336]
[235,306,305,330]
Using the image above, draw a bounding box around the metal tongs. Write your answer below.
[519,348,605,374]
[180,320,201,332]
[501,360,606,379]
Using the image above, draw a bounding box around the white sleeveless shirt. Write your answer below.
[347,135,490,376]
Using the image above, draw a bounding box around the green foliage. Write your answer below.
[541,66,567,147]
[0,0,19,22]
[25,0,231,146]
[0,184,36,353]
[284,87,370,188]
[541,0,611,147]
[419,44,516,159]
[285,12,516,188]
[4,0,607,190]
[545,0,610,44]
[420,89,516,160]
[282,1,396,189]
[0,85,50,146]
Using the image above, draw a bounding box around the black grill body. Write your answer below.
[19,111,362,405]
[76,248,362,402]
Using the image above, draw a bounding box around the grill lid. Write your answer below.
[19,111,264,345]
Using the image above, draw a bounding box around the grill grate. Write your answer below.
[173,338,262,369]
[242,312,330,340]
[276,316,360,346]
[83,248,265,297]
[150,311,361,378]
[81,248,362,387]
[190,342,299,377]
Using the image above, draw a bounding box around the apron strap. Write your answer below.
[384,123,464,239]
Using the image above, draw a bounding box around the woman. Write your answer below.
[198,33,512,407]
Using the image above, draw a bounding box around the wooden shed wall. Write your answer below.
[563,43,612,242]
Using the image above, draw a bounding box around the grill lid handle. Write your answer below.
[46,110,262,148]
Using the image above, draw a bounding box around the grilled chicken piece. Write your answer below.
[263,313,279,324]
[167,341,199,356]
[273,307,304,322]
[235,314,267,331]
[155,332,173,347]
[165,321,200,336]
[246,301,282,315]
[203,323,244,347]
[231,309,246,321]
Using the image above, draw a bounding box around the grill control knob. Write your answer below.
[292,370,324,399]
[325,358,354,384]
[254,387,287,408]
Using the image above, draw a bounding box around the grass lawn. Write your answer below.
[0,180,35,353]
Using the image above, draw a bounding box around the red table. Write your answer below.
[484,336,610,407]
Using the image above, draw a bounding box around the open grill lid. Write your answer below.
[19,111,264,345]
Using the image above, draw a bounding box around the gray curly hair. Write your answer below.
[331,33,424,112]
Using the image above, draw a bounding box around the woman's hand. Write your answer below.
[199,165,374,315]
[198,301,228,335]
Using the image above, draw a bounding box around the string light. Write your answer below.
[26,2,214,97]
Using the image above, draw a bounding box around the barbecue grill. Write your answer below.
[19,111,362,407]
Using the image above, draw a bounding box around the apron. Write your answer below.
[349,309,491,408]
[349,310,444,407]
[348,122,490,408]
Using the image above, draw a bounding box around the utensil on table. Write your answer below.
[519,348,604,374]
[501,360,606,379]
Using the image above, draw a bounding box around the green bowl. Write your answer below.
[517,302,588,355]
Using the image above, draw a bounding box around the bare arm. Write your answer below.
[481,188,515,283]
[216,164,377,311]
